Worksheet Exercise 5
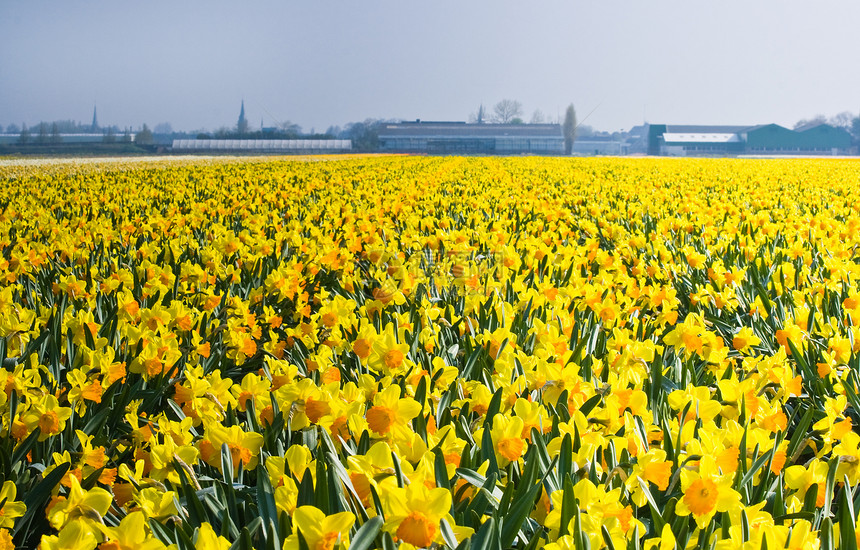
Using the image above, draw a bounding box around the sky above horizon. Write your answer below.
[2,1,859,134]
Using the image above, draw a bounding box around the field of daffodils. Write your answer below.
[2,155,860,549]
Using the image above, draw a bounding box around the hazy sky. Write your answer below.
[2,1,859,133]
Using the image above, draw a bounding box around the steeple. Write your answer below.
[237,100,248,135]
[91,105,99,131]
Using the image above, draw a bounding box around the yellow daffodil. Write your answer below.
[283,506,355,550]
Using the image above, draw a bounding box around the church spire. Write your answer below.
[91,105,99,131]
[237,100,248,135]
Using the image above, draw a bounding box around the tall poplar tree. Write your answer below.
[563,104,577,155]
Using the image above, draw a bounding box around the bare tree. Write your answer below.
[278,121,302,137]
[530,109,546,124]
[493,99,523,124]
[829,111,855,131]
[793,115,826,130]
[18,124,30,144]
[50,122,62,144]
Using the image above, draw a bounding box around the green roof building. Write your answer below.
[649,123,853,156]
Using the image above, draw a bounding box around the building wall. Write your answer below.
[573,140,624,155]
[744,125,799,150]
[379,136,563,154]
[650,123,853,156]
[797,125,851,150]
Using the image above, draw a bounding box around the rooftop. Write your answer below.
[379,121,563,138]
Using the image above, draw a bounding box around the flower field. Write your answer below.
[3,156,860,549]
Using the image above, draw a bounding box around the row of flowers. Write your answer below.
[2,156,860,549]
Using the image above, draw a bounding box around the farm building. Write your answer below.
[0,133,136,145]
[573,135,626,156]
[171,139,352,153]
[378,121,564,154]
[648,123,852,156]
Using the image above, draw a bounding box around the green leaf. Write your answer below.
[839,478,858,550]
[470,517,502,550]
[221,442,235,483]
[257,464,281,549]
[10,428,41,470]
[434,449,452,491]
[499,465,543,547]
[578,393,602,417]
[821,517,834,550]
[635,477,666,531]
[738,451,771,490]
[14,462,70,537]
[441,517,459,549]
[455,468,504,502]
[350,516,383,550]
[481,426,500,476]
[483,388,504,428]
[601,524,616,550]
[559,476,576,538]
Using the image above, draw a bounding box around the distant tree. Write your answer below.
[6,123,20,134]
[48,119,88,134]
[50,123,62,144]
[576,124,595,137]
[563,104,577,155]
[18,124,30,144]
[493,99,523,124]
[278,121,302,137]
[828,111,855,132]
[36,123,48,144]
[852,116,860,143]
[530,109,546,124]
[103,127,116,143]
[345,119,382,151]
[154,122,173,135]
[793,115,826,130]
[135,124,154,145]
[196,133,212,139]
[326,125,342,137]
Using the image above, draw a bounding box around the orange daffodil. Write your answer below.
[364,385,422,440]
[488,415,526,467]
[675,456,742,528]
[381,483,470,548]
[21,394,73,441]
[198,422,264,474]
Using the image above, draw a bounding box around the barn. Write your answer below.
[378,121,564,155]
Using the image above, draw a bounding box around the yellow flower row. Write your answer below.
[2,156,860,549]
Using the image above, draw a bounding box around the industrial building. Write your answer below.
[0,133,136,145]
[378,121,564,154]
[647,123,852,156]
[171,139,352,153]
